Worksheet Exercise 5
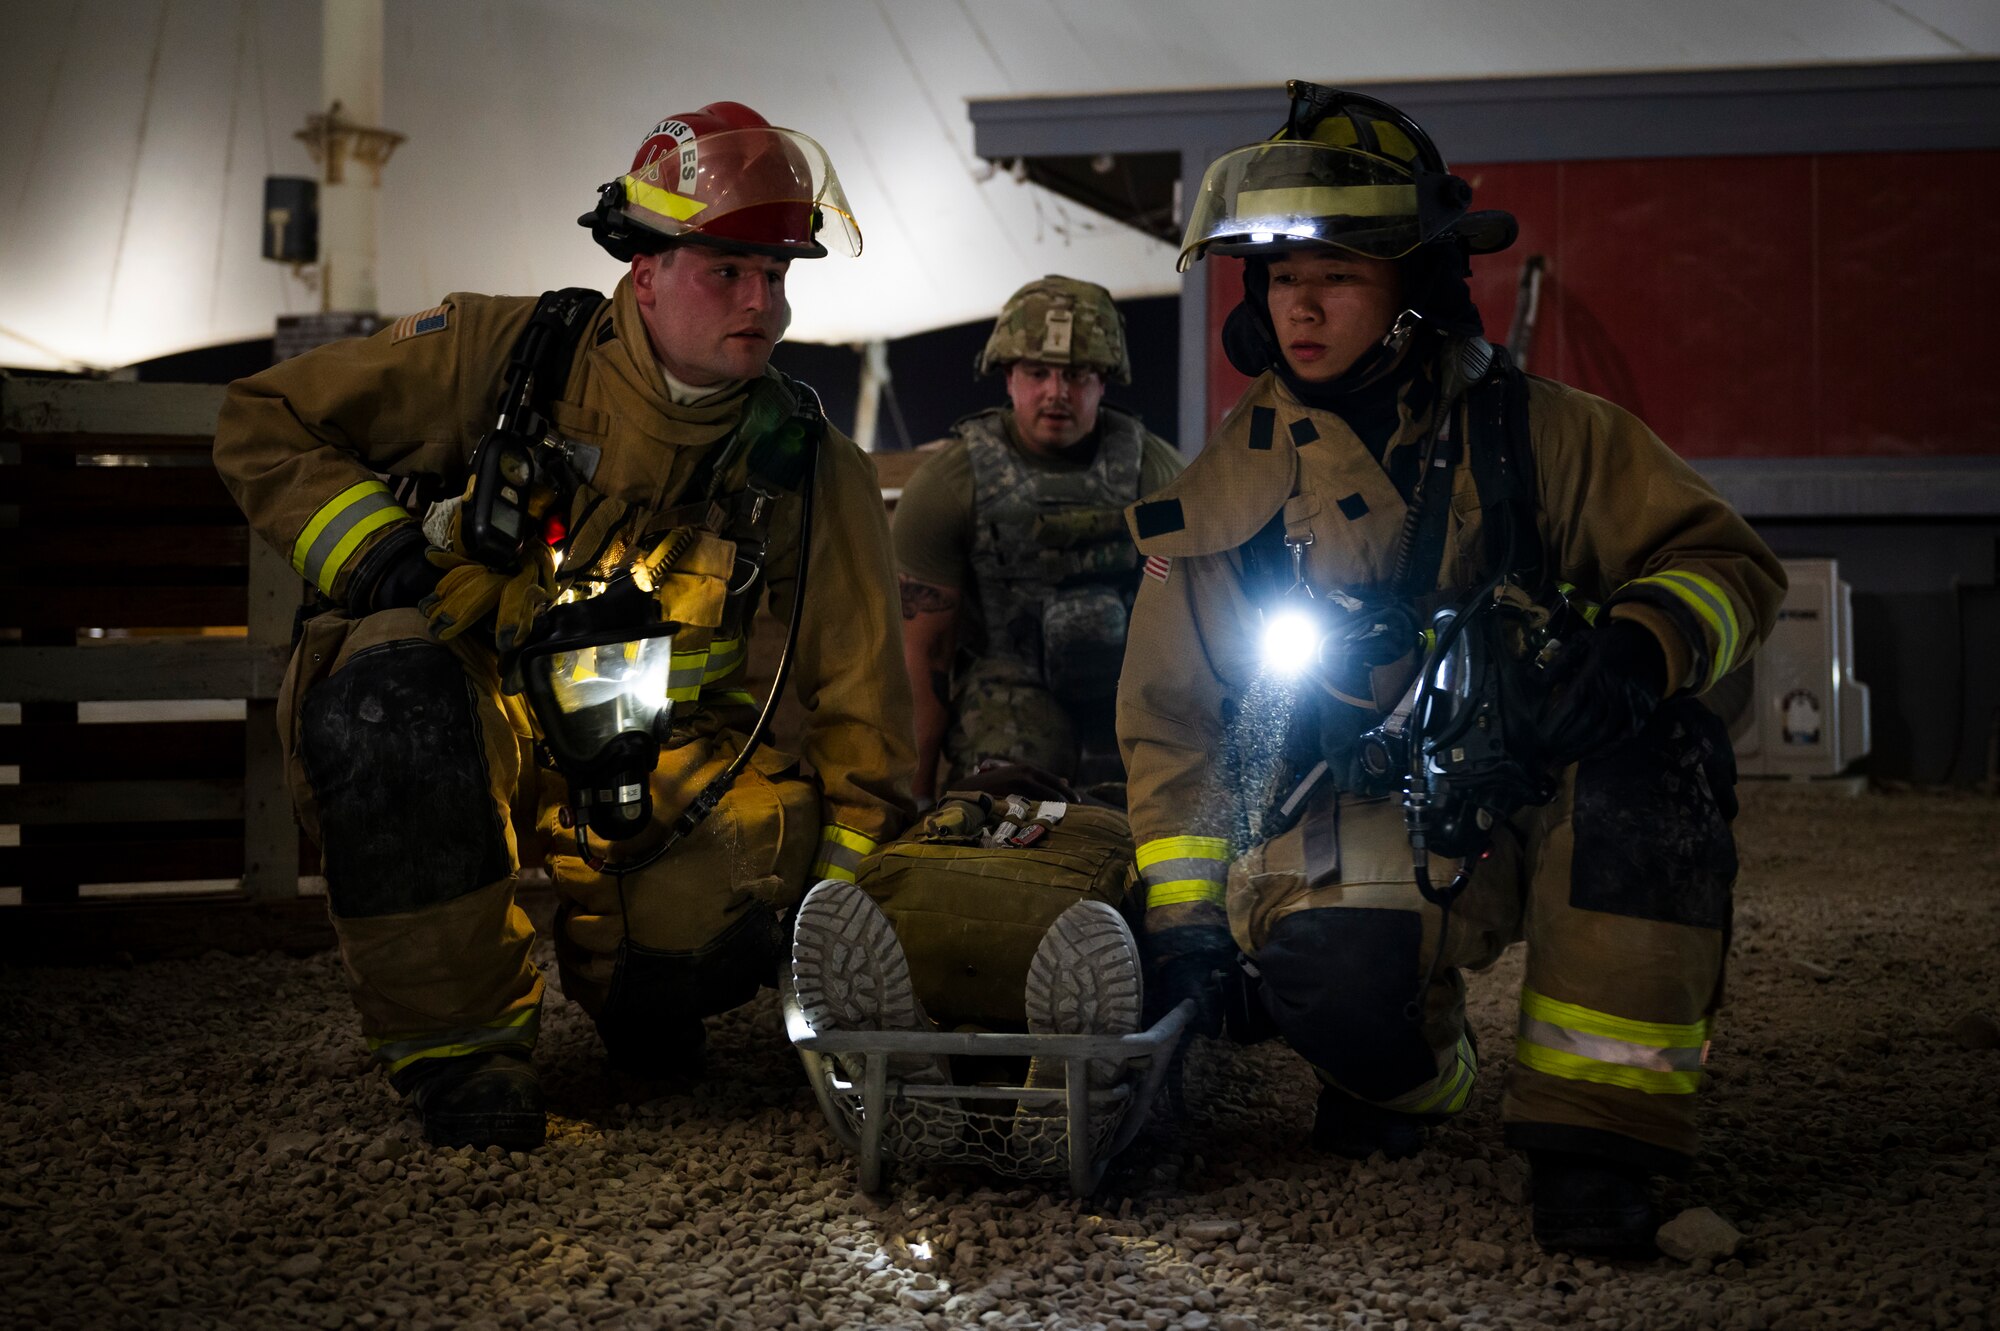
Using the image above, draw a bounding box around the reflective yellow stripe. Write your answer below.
[812,824,878,883]
[319,507,406,595]
[1627,570,1741,688]
[1136,836,1230,869]
[624,173,707,222]
[666,648,711,702]
[701,689,757,707]
[1516,988,1707,1096]
[292,480,404,593]
[1520,987,1709,1049]
[1145,879,1228,908]
[1514,1041,1703,1096]
[1234,183,1417,220]
[367,1005,539,1075]
[1138,836,1229,909]
[1404,1033,1479,1114]
[702,636,745,683]
[821,825,876,854]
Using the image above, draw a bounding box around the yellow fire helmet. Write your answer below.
[1178,81,1515,271]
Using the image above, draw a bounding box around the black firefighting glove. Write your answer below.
[1143,925,1237,1040]
[1536,617,1669,767]
[344,522,443,617]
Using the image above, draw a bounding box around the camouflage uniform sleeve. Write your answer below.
[1529,378,1787,694]
[889,440,973,590]
[1137,431,1187,496]
[1117,547,1253,922]
[764,428,919,875]
[212,293,537,603]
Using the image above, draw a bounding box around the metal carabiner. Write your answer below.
[1283,532,1316,598]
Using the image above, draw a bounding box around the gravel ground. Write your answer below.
[2,783,1996,1331]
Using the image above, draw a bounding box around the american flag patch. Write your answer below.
[392,305,450,342]
[1144,554,1171,583]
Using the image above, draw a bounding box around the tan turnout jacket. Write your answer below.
[214,276,915,855]
[1117,361,1786,916]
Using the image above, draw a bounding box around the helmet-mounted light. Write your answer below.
[1177,80,1515,271]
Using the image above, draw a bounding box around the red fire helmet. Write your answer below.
[579,102,861,261]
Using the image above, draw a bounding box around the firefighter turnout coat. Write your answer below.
[1117,351,1785,1165]
[214,276,915,1071]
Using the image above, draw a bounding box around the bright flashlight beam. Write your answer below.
[1261,608,1320,677]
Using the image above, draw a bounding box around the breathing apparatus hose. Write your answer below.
[580,437,820,883]
[1401,509,1518,1023]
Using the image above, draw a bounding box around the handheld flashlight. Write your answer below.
[1261,604,1325,677]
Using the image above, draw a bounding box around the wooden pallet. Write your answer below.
[1,376,325,960]
[3,379,926,962]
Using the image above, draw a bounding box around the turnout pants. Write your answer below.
[1226,698,1737,1171]
[279,609,820,1078]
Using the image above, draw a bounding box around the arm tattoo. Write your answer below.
[899,578,961,621]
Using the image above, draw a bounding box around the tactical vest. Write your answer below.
[962,406,1146,701]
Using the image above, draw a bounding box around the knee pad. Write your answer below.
[300,640,509,918]
[1254,908,1437,1101]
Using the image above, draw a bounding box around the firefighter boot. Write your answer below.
[1311,1082,1426,1161]
[1024,900,1144,1091]
[1528,1150,1658,1257]
[790,879,949,1085]
[392,1050,547,1151]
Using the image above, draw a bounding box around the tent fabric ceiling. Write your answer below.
[2,0,1995,373]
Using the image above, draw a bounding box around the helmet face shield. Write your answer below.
[618,125,861,259]
[1178,141,1425,271]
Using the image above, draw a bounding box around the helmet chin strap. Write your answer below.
[1311,308,1426,398]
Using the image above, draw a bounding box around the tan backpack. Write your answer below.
[857,793,1137,1029]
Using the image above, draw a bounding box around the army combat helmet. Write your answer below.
[975,275,1132,385]
[1177,81,1515,271]
[580,102,861,261]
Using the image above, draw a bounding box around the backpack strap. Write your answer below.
[1463,347,1544,594]
[496,286,605,431]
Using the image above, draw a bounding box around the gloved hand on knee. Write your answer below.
[1142,925,1238,1039]
[1536,618,1668,766]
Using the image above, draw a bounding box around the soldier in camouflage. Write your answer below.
[892,275,1183,804]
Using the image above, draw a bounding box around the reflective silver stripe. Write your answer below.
[702,637,746,681]
[1519,1016,1704,1073]
[815,840,864,876]
[1659,573,1737,668]
[665,653,708,701]
[299,486,403,590]
[1138,856,1227,888]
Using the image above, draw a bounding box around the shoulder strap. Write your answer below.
[497,286,605,428]
[1463,346,1544,593]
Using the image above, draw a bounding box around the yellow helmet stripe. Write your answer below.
[1233,183,1417,221]
[623,173,708,222]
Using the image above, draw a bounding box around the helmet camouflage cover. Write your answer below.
[976,275,1132,385]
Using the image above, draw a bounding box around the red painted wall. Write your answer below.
[1206,149,2000,458]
